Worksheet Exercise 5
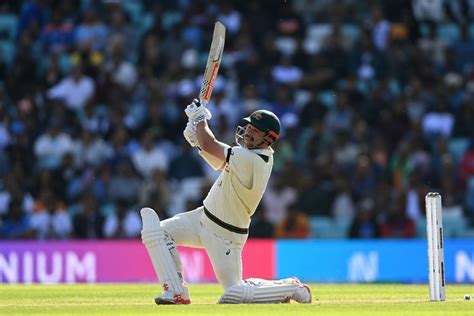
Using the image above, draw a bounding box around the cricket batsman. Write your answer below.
[140,99,312,304]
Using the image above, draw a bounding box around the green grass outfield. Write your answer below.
[1,283,473,315]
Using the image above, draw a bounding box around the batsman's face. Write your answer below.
[244,124,265,148]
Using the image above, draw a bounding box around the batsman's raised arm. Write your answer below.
[184,99,228,163]
[195,120,227,162]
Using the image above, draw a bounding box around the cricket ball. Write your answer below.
[464,294,471,300]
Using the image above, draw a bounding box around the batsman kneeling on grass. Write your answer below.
[140,99,312,304]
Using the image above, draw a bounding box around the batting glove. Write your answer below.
[183,121,199,148]
[185,99,212,125]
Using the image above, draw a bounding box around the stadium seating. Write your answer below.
[0,14,17,41]
[0,40,15,65]
[448,138,470,163]
[310,216,351,239]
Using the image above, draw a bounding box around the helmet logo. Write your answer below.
[252,113,262,120]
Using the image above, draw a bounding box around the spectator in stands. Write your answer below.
[217,1,241,36]
[5,31,38,99]
[107,6,136,60]
[349,198,380,239]
[453,99,474,137]
[0,173,34,216]
[297,164,336,217]
[40,8,75,54]
[79,104,111,135]
[380,193,415,238]
[33,118,74,170]
[41,54,62,88]
[323,92,354,134]
[405,175,429,221]
[104,35,137,92]
[249,205,275,239]
[47,64,95,111]
[418,23,446,67]
[367,6,391,52]
[109,124,139,163]
[262,176,297,226]
[16,0,47,40]
[30,189,71,240]
[72,193,104,239]
[275,204,310,239]
[108,159,141,205]
[451,24,474,74]
[412,0,445,23]
[103,201,141,239]
[421,100,455,139]
[75,6,108,52]
[139,169,170,209]
[351,155,377,200]
[331,178,355,220]
[3,1,474,241]
[0,198,33,239]
[271,55,303,85]
[168,143,204,182]
[132,130,168,179]
[460,139,474,185]
[268,86,299,132]
[73,129,113,168]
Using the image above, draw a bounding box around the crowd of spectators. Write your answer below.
[1,0,474,240]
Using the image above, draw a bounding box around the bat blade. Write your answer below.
[199,21,226,106]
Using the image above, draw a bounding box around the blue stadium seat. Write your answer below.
[0,40,15,65]
[437,23,460,44]
[59,53,72,74]
[441,205,467,238]
[0,14,18,41]
[333,218,351,239]
[80,0,93,10]
[318,90,336,108]
[139,12,154,36]
[416,217,427,238]
[448,138,470,162]
[442,214,468,238]
[342,24,359,43]
[419,23,429,37]
[310,216,340,238]
[417,205,467,238]
[459,228,474,238]
[121,0,144,24]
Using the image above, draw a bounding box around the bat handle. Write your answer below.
[198,99,206,107]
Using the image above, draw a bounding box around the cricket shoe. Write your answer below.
[285,277,312,303]
[154,284,191,305]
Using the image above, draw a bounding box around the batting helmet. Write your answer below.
[242,110,280,145]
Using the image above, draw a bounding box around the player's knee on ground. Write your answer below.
[217,284,251,304]
[217,282,295,304]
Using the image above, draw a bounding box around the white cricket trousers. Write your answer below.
[161,206,246,290]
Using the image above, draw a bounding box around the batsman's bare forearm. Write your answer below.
[196,121,227,162]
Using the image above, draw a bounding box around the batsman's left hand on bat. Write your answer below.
[185,99,212,125]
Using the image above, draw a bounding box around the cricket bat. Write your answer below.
[198,21,226,106]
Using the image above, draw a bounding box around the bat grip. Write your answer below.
[198,99,206,108]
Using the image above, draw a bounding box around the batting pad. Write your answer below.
[141,207,184,294]
[218,279,299,304]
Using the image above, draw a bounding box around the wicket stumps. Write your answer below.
[425,192,446,301]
